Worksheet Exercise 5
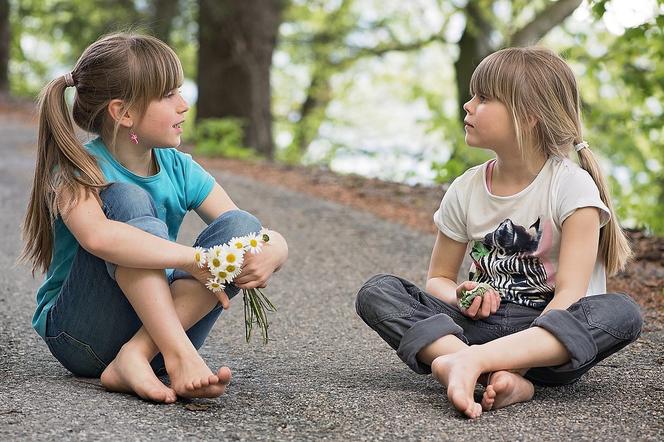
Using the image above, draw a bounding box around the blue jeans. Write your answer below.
[356,274,643,386]
[44,182,261,377]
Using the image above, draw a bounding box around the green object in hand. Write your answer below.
[459,283,493,309]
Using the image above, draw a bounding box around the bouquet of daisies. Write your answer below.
[194,229,276,344]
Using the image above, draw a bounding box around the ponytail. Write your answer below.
[19,75,106,275]
[575,144,633,275]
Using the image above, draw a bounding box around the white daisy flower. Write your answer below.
[221,245,244,269]
[193,247,207,268]
[214,269,233,283]
[205,278,225,293]
[223,263,242,280]
[245,233,263,254]
[208,244,224,258]
[207,252,224,273]
[230,236,248,251]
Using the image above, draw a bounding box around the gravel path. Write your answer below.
[1,115,662,441]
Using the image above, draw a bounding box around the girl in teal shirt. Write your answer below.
[20,33,289,403]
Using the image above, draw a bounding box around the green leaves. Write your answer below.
[194,118,259,160]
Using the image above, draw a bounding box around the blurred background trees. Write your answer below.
[2,0,663,234]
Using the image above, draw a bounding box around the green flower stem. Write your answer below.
[243,288,277,344]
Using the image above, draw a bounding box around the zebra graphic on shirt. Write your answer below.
[469,217,554,308]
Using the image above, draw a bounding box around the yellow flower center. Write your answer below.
[250,239,258,247]
[211,258,221,267]
[227,254,236,263]
[226,265,236,272]
[218,271,228,279]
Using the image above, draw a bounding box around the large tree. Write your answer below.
[0,0,9,95]
[280,0,582,164]
[197,0,285,159]
[150,0,180,44]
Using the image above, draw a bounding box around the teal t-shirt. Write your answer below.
[32,137,215,338]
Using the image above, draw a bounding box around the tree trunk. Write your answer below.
[150,0,179,44]
[0,0,9,95]
[453,1,494,124]
[197,0,284,159]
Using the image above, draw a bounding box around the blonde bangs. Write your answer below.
[127,36,184,114]
[469,49,524,106]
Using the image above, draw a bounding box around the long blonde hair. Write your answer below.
[469,47,632,275]
[20,33,183,274]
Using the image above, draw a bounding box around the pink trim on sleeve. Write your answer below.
[486,159,496,193]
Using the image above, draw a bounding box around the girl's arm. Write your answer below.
[194,182,238,224]
[426,232,468,305]
[61,187,196,272]
[194,182,289,290]
[543,207,601,314]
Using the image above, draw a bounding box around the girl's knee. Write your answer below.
[199,210,262,248]
[613,294,643,341]
[355,274,408,323]
[583,293,643,342]
[100,182,157,221]
[215,209,261,233]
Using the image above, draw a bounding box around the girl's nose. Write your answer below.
[178,96,189,113]
[463,97,473,114]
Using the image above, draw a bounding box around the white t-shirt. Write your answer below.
[433,156,610,309]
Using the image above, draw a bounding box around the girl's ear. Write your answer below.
[107,99,134,128]
[527,115,538,129]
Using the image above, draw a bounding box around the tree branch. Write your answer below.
[510,0,583,46]
[339,33,447,67]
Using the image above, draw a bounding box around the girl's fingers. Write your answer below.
[480,295,491,318]
[467,296,482,318]
[490,291,498,314]
[216,291,230,310]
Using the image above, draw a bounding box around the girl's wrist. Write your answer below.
[174,246,198,272]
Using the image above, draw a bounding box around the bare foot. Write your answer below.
[481,370,534,411]
[101,346,176,404]
[431,354,483,419]
[165,352,232,399]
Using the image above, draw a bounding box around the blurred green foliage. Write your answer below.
[194,118,259,160]
[6,0,664,233]
[573,0,664,233]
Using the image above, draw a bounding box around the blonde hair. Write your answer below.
[20,33,183,274]
[469,47,632,275]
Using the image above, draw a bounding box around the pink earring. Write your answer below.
[129,130,139,144]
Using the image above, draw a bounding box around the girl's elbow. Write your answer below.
[79,232,107,256]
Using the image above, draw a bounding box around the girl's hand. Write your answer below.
[233,248,279,290]
[456,281,501,320]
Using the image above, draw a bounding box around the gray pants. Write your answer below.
[355,274,643,386]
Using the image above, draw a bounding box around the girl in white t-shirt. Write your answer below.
[355,47,642,419]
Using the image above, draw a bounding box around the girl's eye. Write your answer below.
[478,95,488,103]
[164,89,179,98]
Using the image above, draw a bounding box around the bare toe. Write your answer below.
[217,367,232,384]
[481,386,496,411]
[485,371,534,410]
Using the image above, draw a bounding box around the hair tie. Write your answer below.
[64,72,75,87]
[574,141,588,152]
